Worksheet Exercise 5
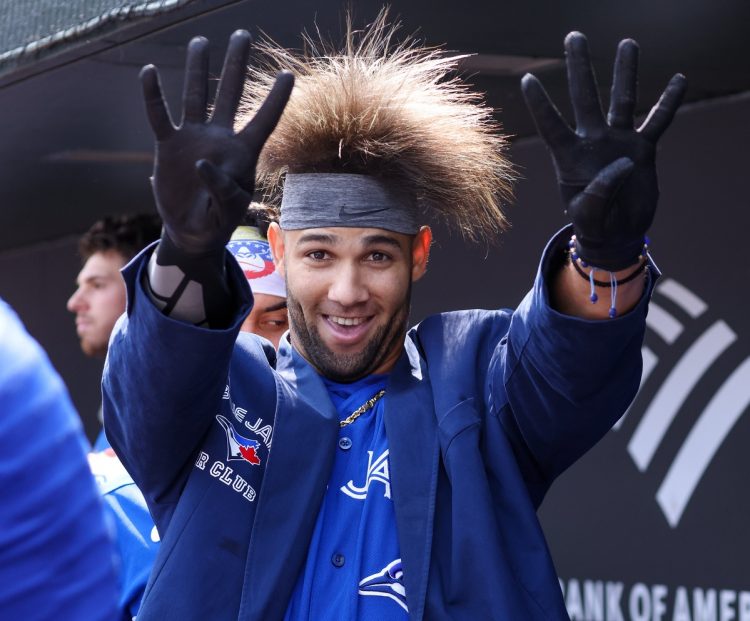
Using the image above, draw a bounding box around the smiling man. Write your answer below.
[275,225,429,382]
[103,14,685,621]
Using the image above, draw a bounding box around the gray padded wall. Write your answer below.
[0,0,199,70]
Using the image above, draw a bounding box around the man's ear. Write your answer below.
[267,222,286,279]
[411,226,432,282]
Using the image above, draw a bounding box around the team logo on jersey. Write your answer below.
[216,415,262,465]
[341,449,391,500]
[359,559,408,612]
[226,239,275,281]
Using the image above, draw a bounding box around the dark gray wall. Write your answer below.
[0,235,105,439]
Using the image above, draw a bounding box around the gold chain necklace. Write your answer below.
[339,389,386,428]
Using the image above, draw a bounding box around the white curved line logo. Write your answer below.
[612,278,748,528]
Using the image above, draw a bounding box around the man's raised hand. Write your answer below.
[141,30,294,255]
[521,32,686,271]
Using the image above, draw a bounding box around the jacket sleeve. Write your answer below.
[488,226,656,503]
[102,243,253,528]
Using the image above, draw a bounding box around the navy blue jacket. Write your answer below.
[103,229,653,620]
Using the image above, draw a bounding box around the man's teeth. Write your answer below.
[329,316,366,327]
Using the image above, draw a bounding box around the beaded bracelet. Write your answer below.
[571,256,647,286]
[567,235,650,318]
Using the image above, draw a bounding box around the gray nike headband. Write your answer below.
[279,173,419,234]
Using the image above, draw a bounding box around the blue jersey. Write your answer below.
[0,299,119,621]
[285,374,407,620]
[90,448,161,620]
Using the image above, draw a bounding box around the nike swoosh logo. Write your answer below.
[151,525,161,543]
[338,205,390,219]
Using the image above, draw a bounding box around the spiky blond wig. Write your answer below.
[237,10,515,242]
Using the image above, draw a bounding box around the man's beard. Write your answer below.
[80,334,108,359]
[286,285,411,383]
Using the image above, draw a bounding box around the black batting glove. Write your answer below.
[141,30,294,260]
[522,32,686,271]
[139,31,292,327]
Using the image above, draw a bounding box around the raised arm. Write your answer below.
[522,32,686,319]
[488,34,687,502]
[103,33,292,523]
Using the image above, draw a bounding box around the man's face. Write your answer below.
[268,224,431,382]
[240,292,288,349]
[66,250,127,358]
